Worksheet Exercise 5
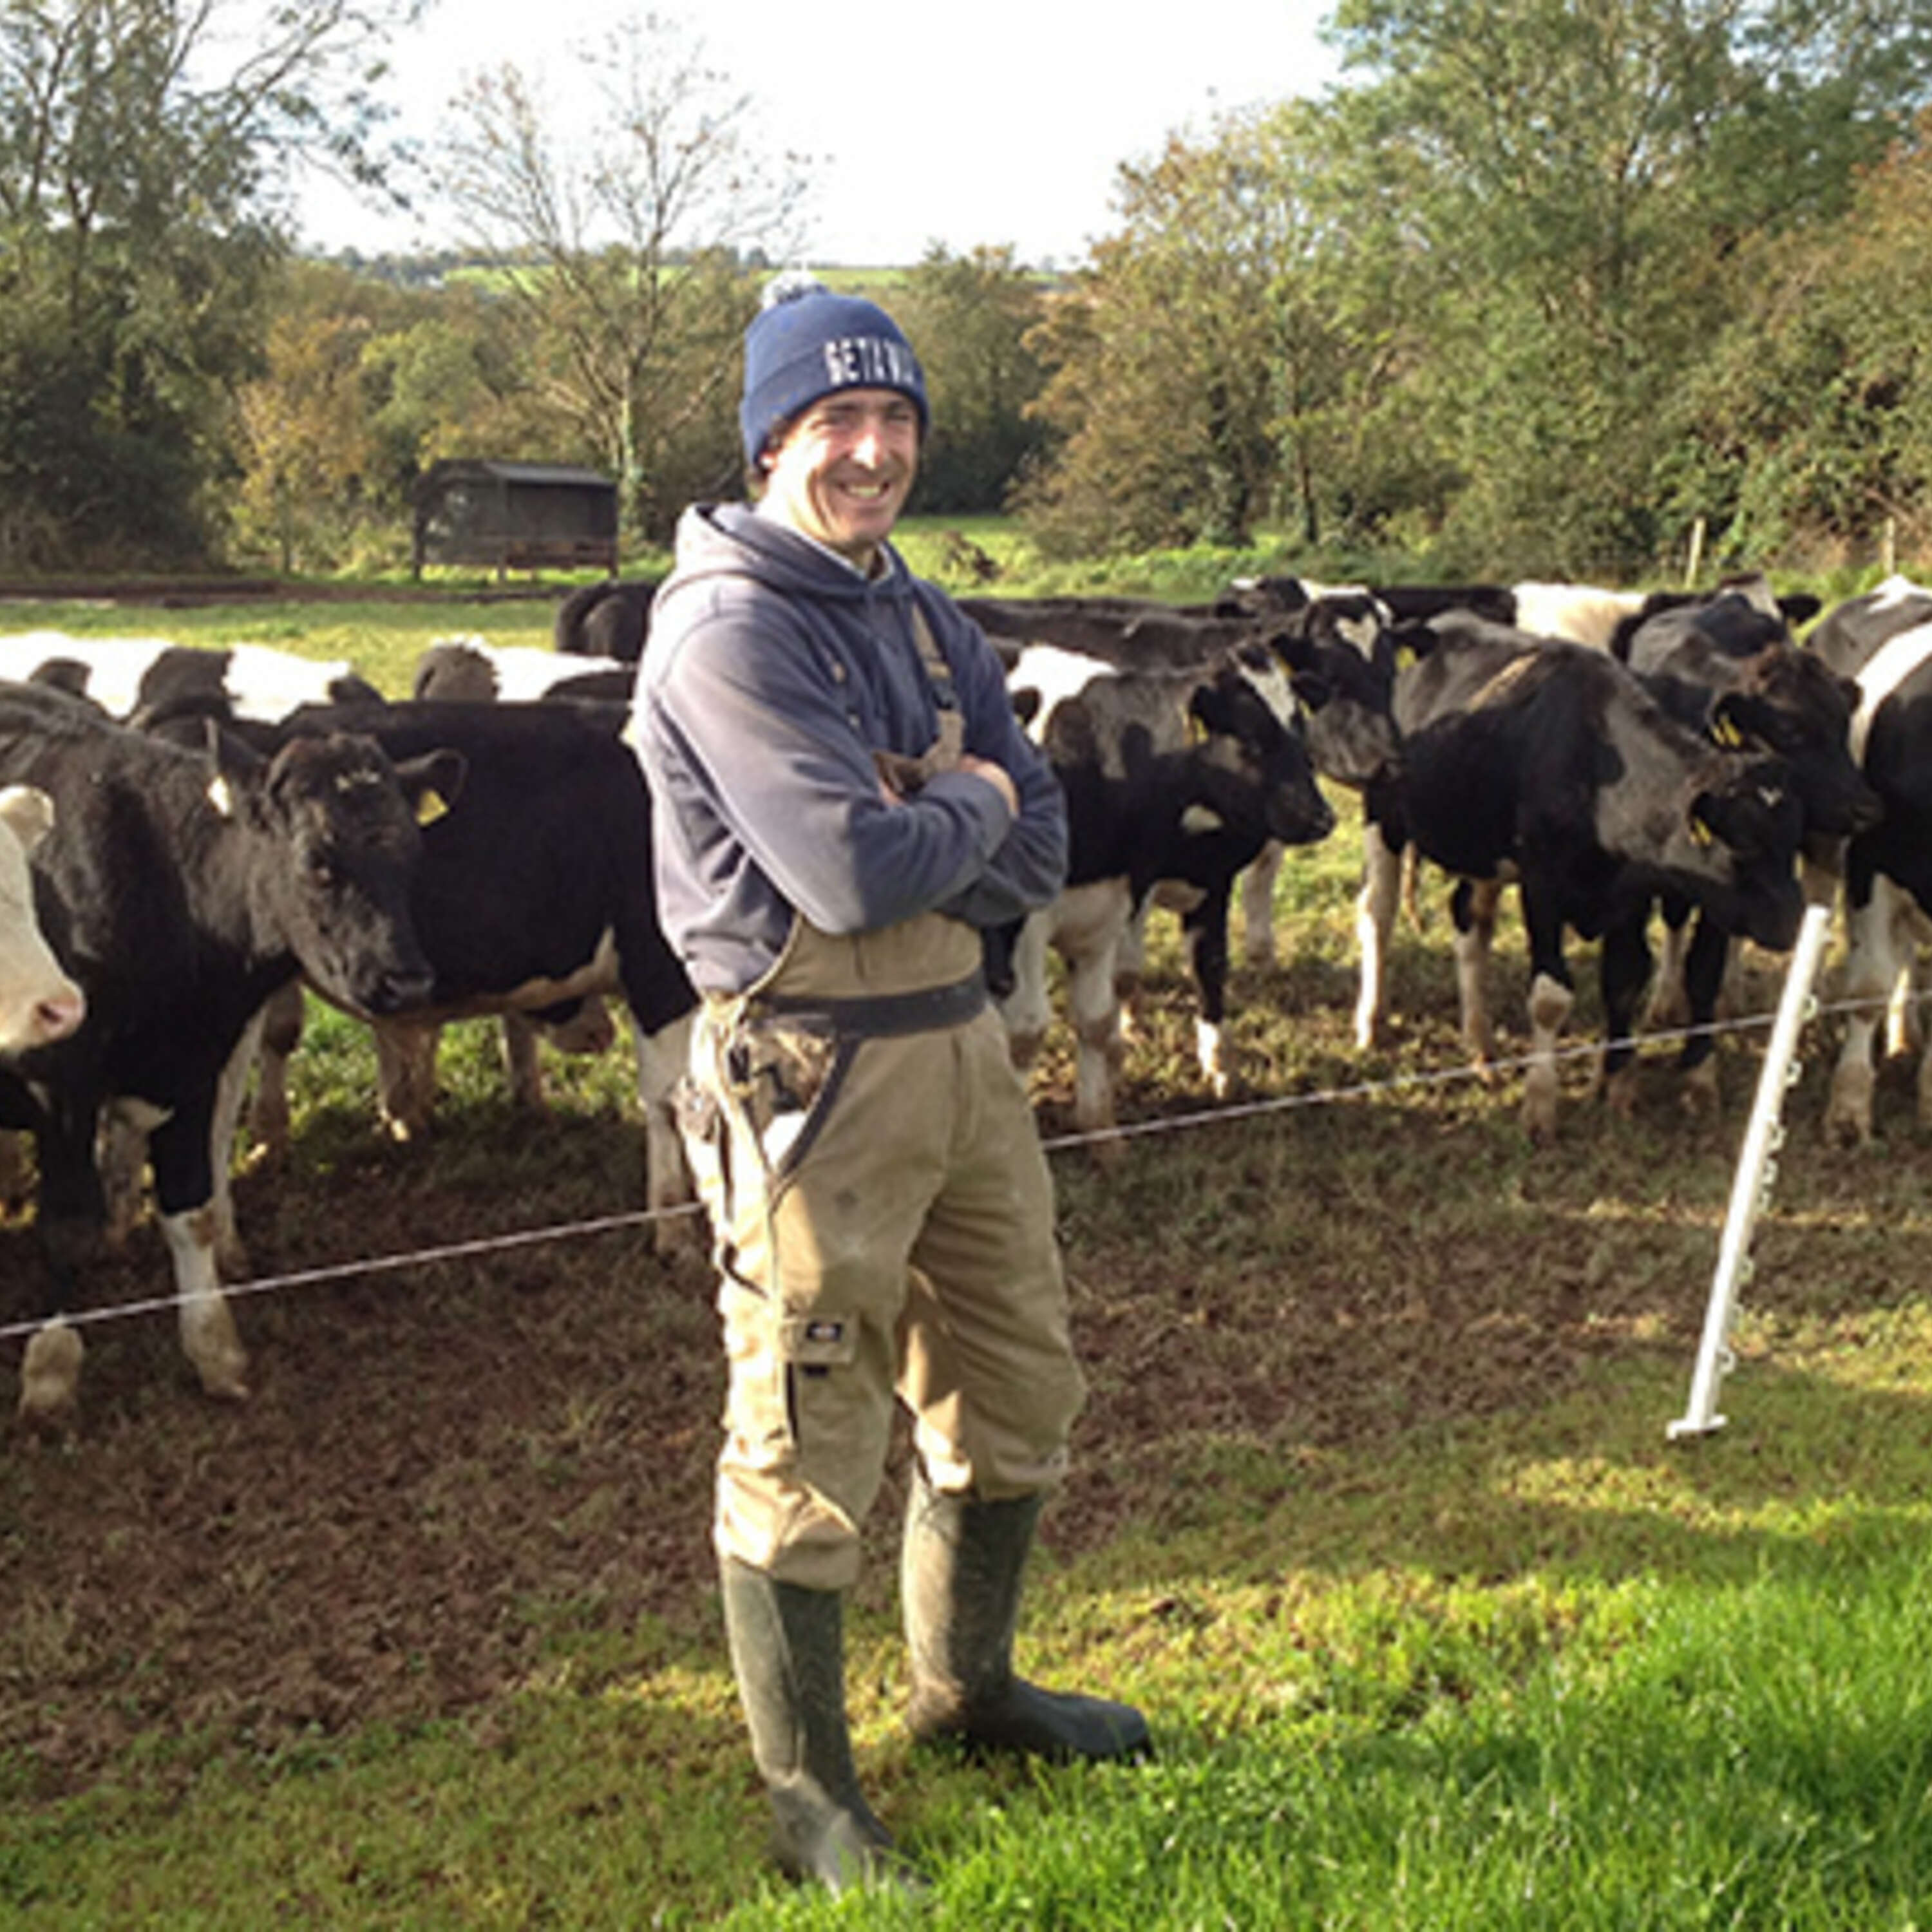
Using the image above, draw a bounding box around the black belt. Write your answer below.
[752,969,988,1037]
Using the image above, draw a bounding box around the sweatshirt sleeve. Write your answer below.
[650,590,1019,936]
[924,597,1069,926]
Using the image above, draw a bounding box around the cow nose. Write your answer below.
[35,987,84,1042]
[368,964,435,1015]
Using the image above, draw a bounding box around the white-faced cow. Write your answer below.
[0,784,83,1054]
[0,681,462,1427]
[997,644,1334,1136]
[1380,617,1806,1140]
[1804,576,1932,1143]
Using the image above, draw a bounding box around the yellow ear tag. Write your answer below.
[1395,642,1420,670]
[1711,712,1743,748]
[1188,712,1209,744]
[1689,812,1714,846]
[416,789,449,827]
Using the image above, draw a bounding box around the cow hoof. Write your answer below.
[182,1302,249,1403]
[1678,1063,1720,1119]
[1602,1068,1639,1119]
[17,1323,83,1432]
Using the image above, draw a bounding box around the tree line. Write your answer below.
[5,1,1932,582]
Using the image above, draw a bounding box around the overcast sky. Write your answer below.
[290,1,1341,268]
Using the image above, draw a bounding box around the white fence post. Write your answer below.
[1667,902,1832,1440]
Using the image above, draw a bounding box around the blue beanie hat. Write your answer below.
[739,272,929,468]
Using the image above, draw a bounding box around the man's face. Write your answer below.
[759,387,921,569]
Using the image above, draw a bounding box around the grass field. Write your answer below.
[3,573,1932,1926]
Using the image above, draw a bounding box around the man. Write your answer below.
[633,276,1149,1895]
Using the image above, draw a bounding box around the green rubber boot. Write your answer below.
[719,1558,923,1895]
[901,1472,1152,1763]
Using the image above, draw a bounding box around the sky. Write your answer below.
[291,0,1342,269]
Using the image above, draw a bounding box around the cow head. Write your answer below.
[220,728,468,1018]
[1674,755,1806,951]
[1186,663,1336,849]
[1707,654,1880,840]
[0,784,84,1054]
[1269,592,1403,788]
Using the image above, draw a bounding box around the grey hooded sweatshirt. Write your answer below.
[634,504,1067,997]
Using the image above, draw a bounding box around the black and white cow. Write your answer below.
[235,699,699,1245]
[1609,588,1877,1108]
[0,680,462,1426]
[412,636,636,706]
[1805,576,1932,1143]
[0,632,383,724]
[553,578,663,662]
[998,643,1334,1134]
[1378,617,1806,1140]
[0,784,83,1055]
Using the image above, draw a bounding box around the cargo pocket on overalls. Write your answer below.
[730,1014,857,1187]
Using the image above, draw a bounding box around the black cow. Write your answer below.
[1609,589,1877,1110]
[998,644,1334,1134]
[1806,576,1932,1143]
[553,578,663,662]
[236,699,699,1245]
[1378,618,1806,1140]
[0,681,462,1426]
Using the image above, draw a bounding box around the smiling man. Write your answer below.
[632,277,1148,1896]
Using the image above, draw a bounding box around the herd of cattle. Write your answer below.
[2,565,1931,1429]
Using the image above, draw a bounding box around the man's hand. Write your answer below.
[958,753,1019,816]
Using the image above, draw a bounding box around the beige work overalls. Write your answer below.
[677,623,1084,1593]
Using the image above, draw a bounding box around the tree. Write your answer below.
[1018,106,1408,556]
[1323,0,1932,573]
[889,245,1049,515]
[436,14,806,542]
[0,0,424,567]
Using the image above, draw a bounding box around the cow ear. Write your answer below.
[1387,621,1435,669]
[1187,683,1227,740]
[0,782,54,854]
[395,748,468,828]
[204,716,267,818]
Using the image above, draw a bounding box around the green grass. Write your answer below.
[6,559,1932,1926]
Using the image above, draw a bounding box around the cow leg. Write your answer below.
[500,1013,546,1112]
[998,914,1052,1068]
[1062,898,1130,1142]
[629,1007,699,1256]
[1114,902,1148,1048]
[1597,908,1654,1119]
[147,1101,248,1401]
[17,1095,105,1428]
[1240,840,1282,969]
[1451,876,1502,1070]
[1826,873,1903,1146]
[1181,878,1235,1099]
[1672,910,1732,1117]
[1354,822,1403,1050]
[373,1019,440,1140]
[249,979,307,1166]
[206,1011,265,1276]
[1645,895,1693,1031]
[96,1099,156,1247]
[1519,895,1573,1144]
